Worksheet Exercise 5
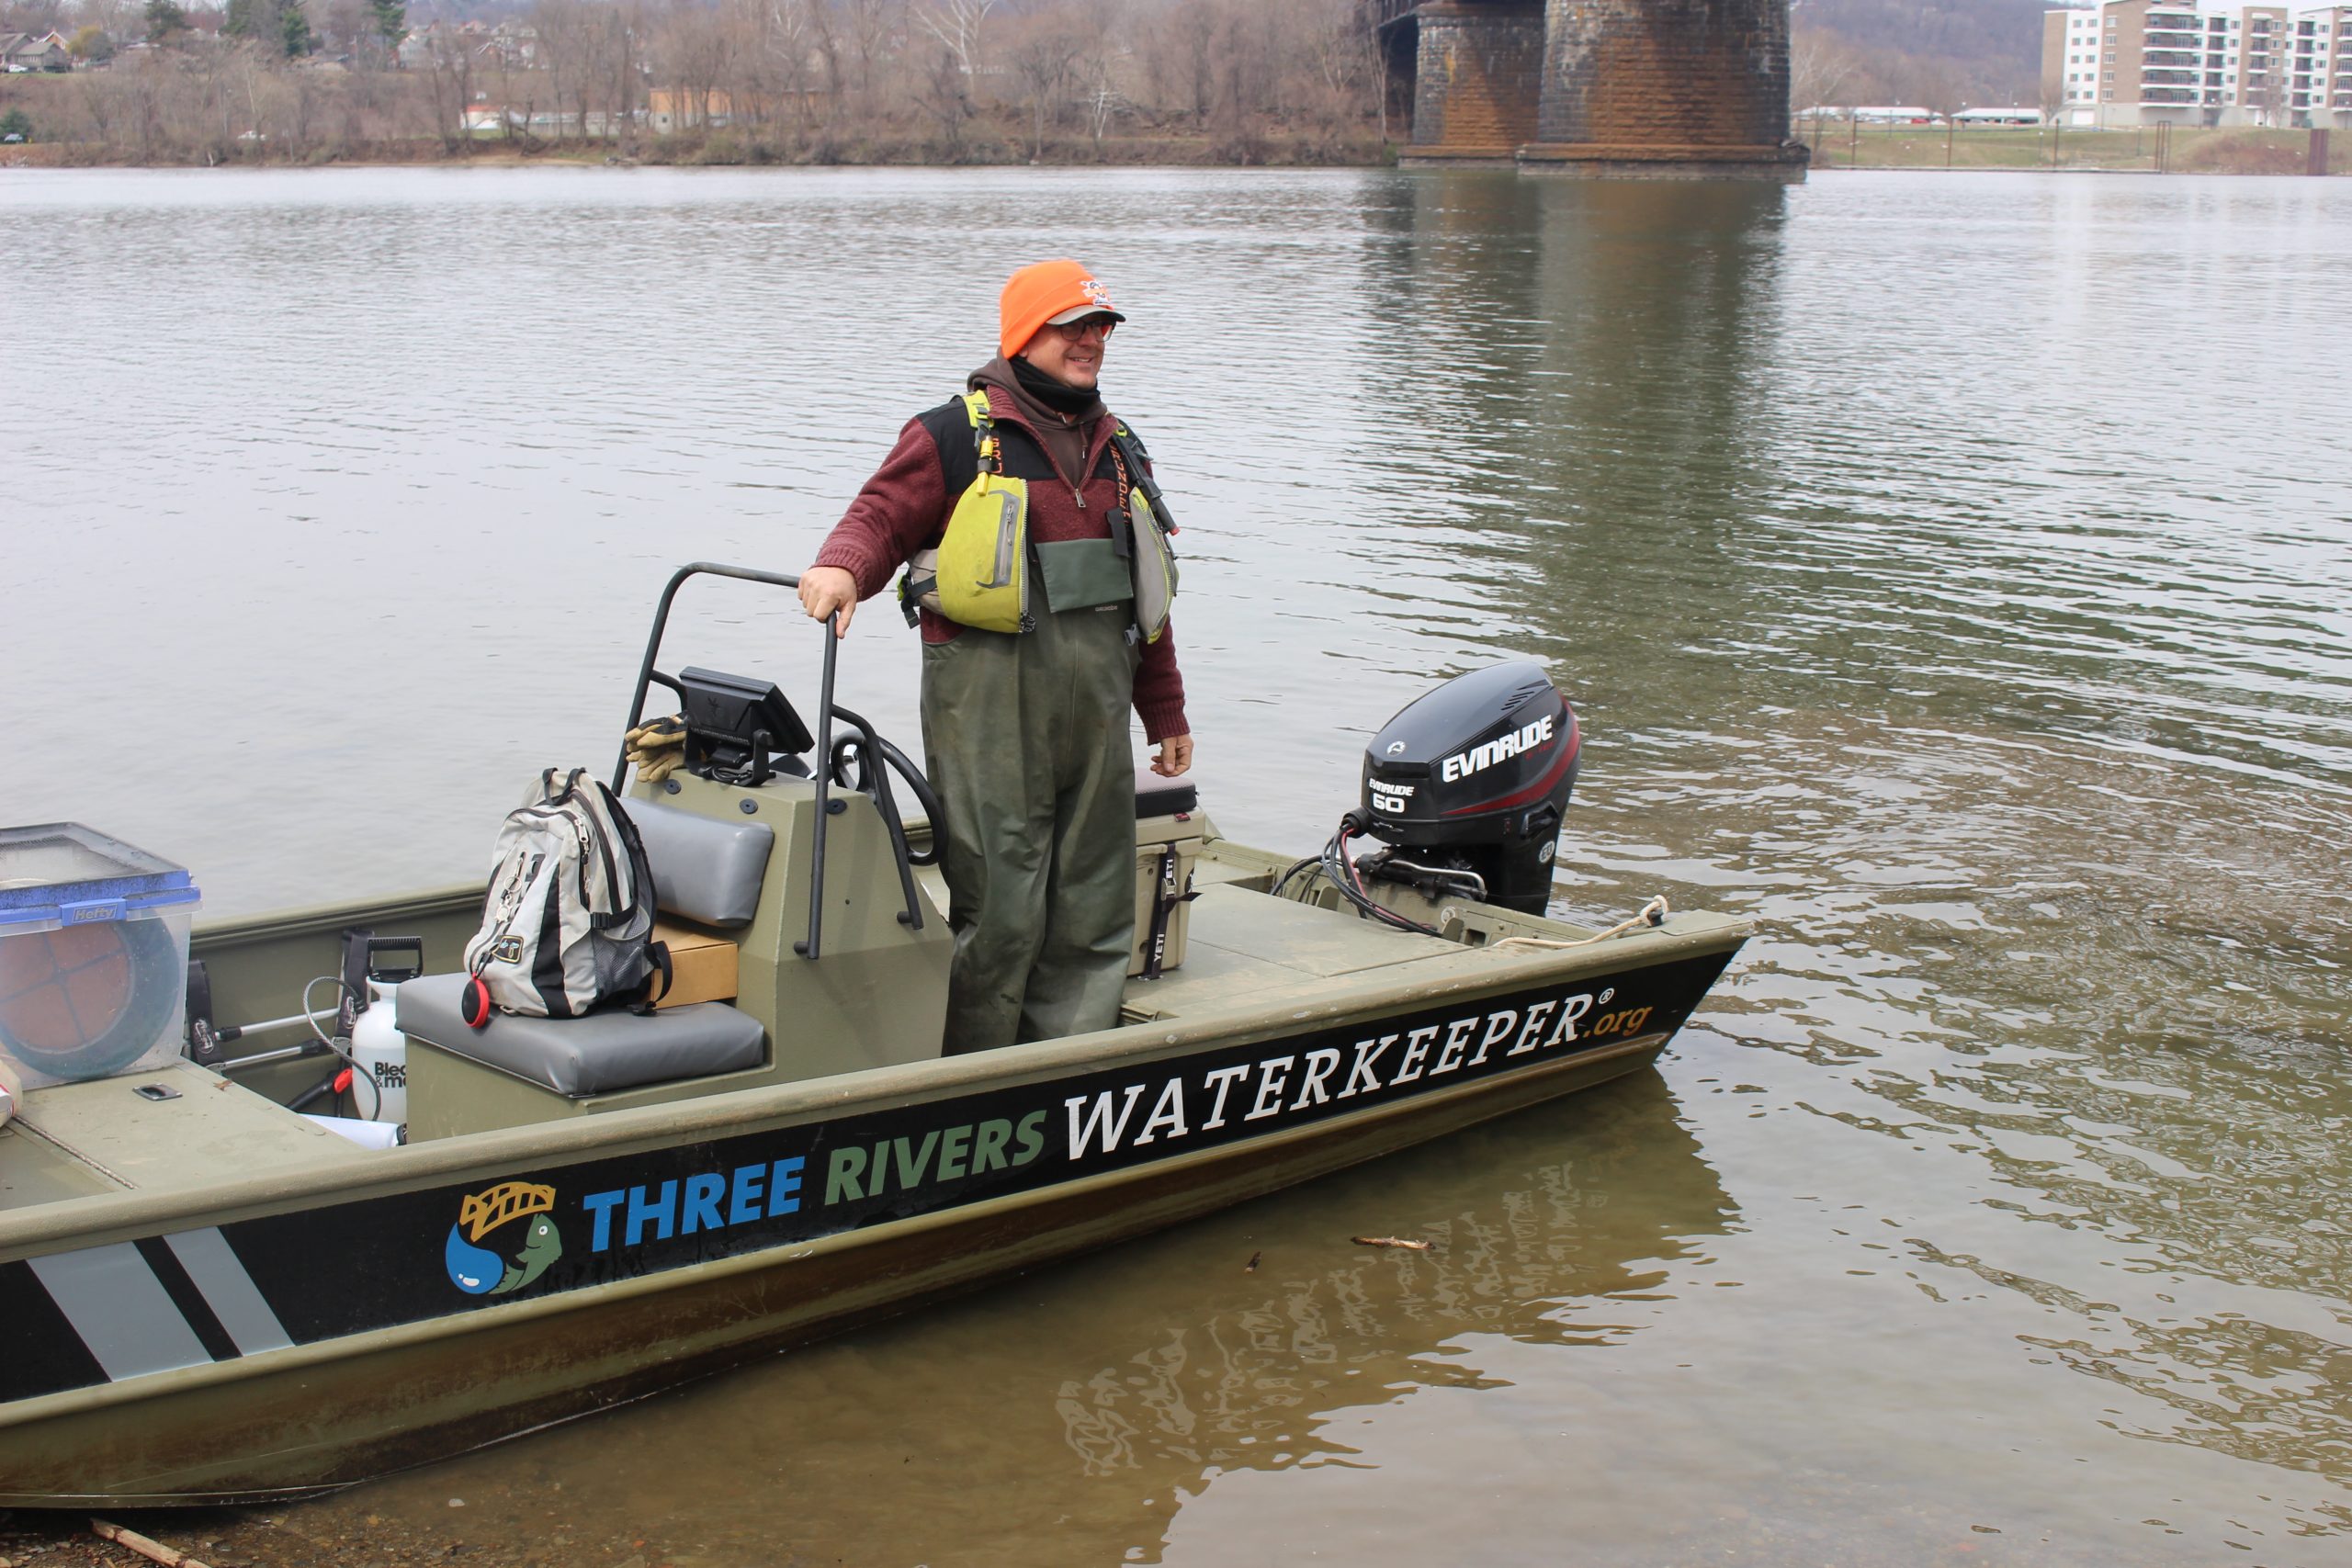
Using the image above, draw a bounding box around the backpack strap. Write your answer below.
[627,941,673,1017]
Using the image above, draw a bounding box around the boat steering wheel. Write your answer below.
[824,715,944,869]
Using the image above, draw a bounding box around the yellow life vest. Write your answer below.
[900,391,1177,640]
[896,391,1028,634]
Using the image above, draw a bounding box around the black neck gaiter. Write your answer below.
[1012,355,1101,417]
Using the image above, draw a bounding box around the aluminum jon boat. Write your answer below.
[0,564,1748,1506]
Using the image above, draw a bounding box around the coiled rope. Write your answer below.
[1492,894,1671,951]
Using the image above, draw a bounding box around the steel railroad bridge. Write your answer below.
[1373,0,1807,178]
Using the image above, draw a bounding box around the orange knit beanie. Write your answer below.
[999,259,1125,359]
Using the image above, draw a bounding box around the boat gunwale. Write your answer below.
[188,882,488,948]
[3,882,1747,1256]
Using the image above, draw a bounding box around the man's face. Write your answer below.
[1019,314,1115,391]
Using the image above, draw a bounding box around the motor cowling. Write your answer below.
[1359,662,1580,917]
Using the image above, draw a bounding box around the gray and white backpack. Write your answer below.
[462,768,665,1022]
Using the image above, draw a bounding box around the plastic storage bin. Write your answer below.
[0,824,201,1089]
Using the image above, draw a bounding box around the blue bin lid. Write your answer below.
[0,823,200,929]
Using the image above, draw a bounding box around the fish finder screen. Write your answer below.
[678,666,816,769]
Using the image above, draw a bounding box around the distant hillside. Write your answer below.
[1792,0,2056,108]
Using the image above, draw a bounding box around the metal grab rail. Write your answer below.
[613,561,847,961]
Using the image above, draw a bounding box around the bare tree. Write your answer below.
[654,0,731,131]
[1789,27,1862,114]
[913,0,989,79]
[74,64,119,143]
[1002,6,1081,158]
[1075,7,1124,152]
[739,0,817,134]
[841,0,899,108]
[1,0,66,35]
[73,0,135,43]
[531,0,588,138]
[335,58,394,143]
[419,24,476,150]
[1908,59,1963,121]
[1145,0,1217,130]
[797,0,843,120]
[912,38,967,154]
[598,0,642,141]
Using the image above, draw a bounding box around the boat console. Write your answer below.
[397,765,955,1139]
[395,771,1210,1140]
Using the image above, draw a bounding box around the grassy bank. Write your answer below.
[0,129,1394,169]
[1800,122,2349,175]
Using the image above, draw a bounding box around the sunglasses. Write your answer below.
[1049,315,1118,341]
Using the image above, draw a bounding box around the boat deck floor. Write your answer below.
[1,1059,368,1213]
[1123,874,1512,1021]
[909,852,1524,1027]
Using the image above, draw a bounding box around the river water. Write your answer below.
[4,165,2350,1565]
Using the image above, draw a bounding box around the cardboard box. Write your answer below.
[650,919,739,1010]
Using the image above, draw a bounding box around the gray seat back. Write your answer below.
[629,798,775,929]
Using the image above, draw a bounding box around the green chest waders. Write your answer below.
[920,601,1140,1054]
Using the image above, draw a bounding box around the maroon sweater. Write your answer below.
[812,384,1190,745]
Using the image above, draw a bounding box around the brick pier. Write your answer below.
[1382,0,1808,180]
[1406,1,1546,164]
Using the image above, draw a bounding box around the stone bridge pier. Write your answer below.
[1381,0,1808,179]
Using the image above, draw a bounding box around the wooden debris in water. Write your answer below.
[1243,1249,1261,1272]
[90,1519,215,1568]
[1351,1235,1432,1251]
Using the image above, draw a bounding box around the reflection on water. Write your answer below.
[5,166,2351,1562]
[1041,1074,1727,1487]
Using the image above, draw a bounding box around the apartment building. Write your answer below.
[2290,6,2352,120]
[2042,1,2349,128]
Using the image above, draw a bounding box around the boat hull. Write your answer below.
[0,1033,1666,1505]
[1,900,1740,1506]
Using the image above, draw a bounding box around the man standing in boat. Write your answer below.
[797,259,1191,1055]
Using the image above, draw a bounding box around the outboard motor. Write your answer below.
[1357,662,1580,916]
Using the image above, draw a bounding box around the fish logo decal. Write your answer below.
[445,1179,564,1296]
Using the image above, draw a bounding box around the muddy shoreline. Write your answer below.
[3,1505,676,1568]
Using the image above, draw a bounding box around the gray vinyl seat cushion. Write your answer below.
[396,972,765,1097]
[1136,773,1197,818]
[629,798,774,929]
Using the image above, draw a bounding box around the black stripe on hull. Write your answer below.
[0,1260,107,1403]
[133,1236,242,1364]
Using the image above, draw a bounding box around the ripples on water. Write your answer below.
[4,166,2349,1563]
